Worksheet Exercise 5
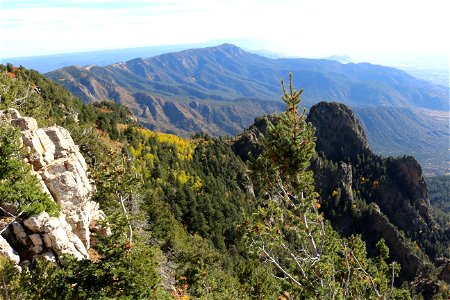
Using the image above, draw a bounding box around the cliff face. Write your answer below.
[0,109,108,266]
[230,115,276,162]
[307,102,440,282]
[376,157,433,235]
[232,101,438,283]
[306,101,370,162]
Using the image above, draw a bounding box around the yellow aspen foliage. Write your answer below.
[136,128,195,160]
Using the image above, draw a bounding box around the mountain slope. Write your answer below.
[2,65,447,298]
[46,44,449,174]
[48,43,447,110]
[354,107,449,174]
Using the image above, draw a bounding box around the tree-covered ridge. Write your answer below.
[124,126,256,250]
[427,175,450,230]
[0,64,136,140]
[128,128,195,162]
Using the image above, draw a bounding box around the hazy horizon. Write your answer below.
[1,0,448,67]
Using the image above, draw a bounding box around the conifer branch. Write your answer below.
[349,249,382,298]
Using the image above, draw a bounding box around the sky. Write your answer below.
[1,0,449,63]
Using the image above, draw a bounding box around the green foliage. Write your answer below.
[125,128,283,298]
[0,224,167,299]
[1,65,79,127]
[92,101,134,140]
[251,74,316,197]
[144,185,281,299]
[0,125,59,216]
[125,127,256,250]
[0,127,166,299]
[427,175,450,215]
[66,118,274,298]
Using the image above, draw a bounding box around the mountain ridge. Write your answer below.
[46,44,449,174]
[48,43,448,110]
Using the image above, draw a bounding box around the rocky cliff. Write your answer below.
[0,109,108,266]
[232,101,442,284]
[306,101,370,162]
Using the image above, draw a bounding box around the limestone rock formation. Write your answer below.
[0,109,108,265]
[22,212,89,260]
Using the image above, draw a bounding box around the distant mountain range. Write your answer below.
[46,44,449,174]
[1,39,269,73]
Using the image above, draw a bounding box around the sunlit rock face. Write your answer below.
[0,109,109,265]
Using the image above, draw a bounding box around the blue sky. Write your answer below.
[1,0,448,62]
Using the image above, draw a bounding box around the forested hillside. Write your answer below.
[427,175,450,229]
[428,176,450,213]
[1,65,448,299]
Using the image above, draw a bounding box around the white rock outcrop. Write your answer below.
[0,236,20,264]
[0,109,109,265]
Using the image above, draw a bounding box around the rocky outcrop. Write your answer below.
[0,109,108,265]
[232,101,370,164]
[0,235,20,264]
[374,157,433,239]
[306,101,370,162]
[385,157,432,225]
[307,102,436,281]
[231,115,276,162]
[231,102,438,285]
[311,159,355,234]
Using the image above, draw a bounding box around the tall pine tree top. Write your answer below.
[251,73,317,201]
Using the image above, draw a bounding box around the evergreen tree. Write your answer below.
[0,124,59,217]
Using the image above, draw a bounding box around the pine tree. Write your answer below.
[0,124,59,217]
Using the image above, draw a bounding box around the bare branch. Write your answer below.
[342,241,352,298]
[118,193,133,249]
[252,237,303,287]
[12,86,34,107]
[349,249,382,298]
[299,212,319,259]
[0,206,16,218]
